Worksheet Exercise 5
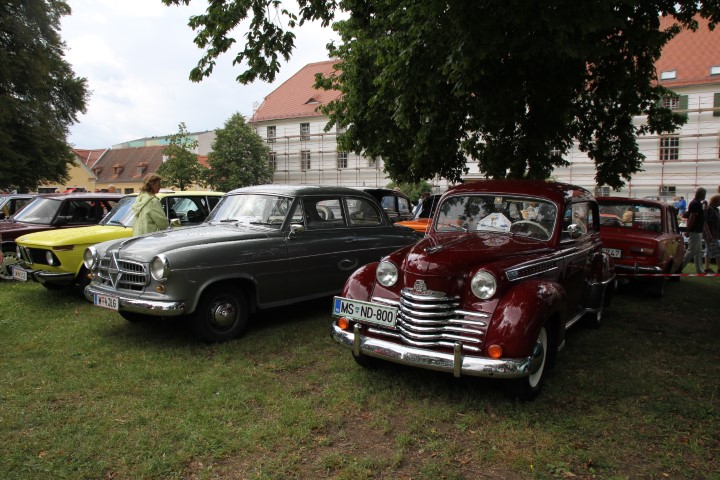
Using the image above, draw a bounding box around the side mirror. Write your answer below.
[566,224,583,239]
[289,224,305,237]
[54,216,71,226]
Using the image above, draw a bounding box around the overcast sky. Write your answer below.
[60,0,339,149]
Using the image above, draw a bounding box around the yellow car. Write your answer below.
[13,191,223,291]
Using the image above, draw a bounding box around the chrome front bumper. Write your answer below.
[331,322,532,379]
[84,284,187,317]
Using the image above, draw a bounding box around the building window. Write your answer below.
[662,96,680,110]
[659,185,676,196]
[268,152,277,171]
[300,123,310,141]
[714,93,720,117]
[660,136,679,161]
[595,186,611,197]
[267,126,276,143]
[711,66,720,76]
[368,157,377,168]
[660,70,676,80]
[301,151,311,171]
[337,151,348,169]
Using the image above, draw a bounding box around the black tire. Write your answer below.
[191,286,249,343]
[504,325,550,401]
[646,277,666,298]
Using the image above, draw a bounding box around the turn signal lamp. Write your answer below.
[337,317,350,331]
[155,285,166,293]
[487,344,503,359]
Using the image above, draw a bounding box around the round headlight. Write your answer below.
[150,255,169,281]
[376,260,399,287]
[83,246,98,270]
[45,251,56,266]
[471,270,497,300]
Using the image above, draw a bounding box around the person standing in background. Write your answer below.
[703,194,720,273]
[132,174,169,236]
[681,188,707,274]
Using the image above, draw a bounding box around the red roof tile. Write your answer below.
[72,148,107,167]
[656,16,720,87]
[250,60,341,122]
[91,145,166,183]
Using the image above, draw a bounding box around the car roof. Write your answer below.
[28,193,125,200]
[124,191,224,198]
[597,196,669,208]
[444,179,594,204]
[227,184,379,200]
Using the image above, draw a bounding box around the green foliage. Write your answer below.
[157,122,208,191]
[164,0,719,190]
[386,180,432,203]
[0,0,89,191]
[206,112,273,191]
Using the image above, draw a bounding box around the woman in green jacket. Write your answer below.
[132,173,169,236]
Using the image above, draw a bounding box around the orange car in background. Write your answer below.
[395,194,441,234]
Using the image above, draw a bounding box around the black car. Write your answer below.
[354,188,414,223]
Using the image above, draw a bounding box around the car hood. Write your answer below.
[401,232,553,276]
[17,225,128,247]
[0,220,50,239]
[102,223,276,261]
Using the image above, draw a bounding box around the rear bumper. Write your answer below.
[331,322,532,379]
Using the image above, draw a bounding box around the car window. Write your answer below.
[599,202,663,232]
[398,196,412,215]
[207,193,291,229]
[436,195,556,240]
[348,198,382,226]
[102,196,136,226]
[381,196,396,212]
[12,198,62,224]
[304,198,346,229]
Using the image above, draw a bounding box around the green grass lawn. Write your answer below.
[1,276,718,479]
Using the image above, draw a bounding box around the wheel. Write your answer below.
[646,277,666,298]
[191,286,249,343]
[0,248,19,280]
[317,205,334,220]
[504,325,550,401]
[510,220,550,238]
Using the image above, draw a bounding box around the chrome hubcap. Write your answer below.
[209,300,236,329]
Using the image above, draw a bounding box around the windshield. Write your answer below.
[207,194,292,229]
[101,196,137,226]
[11,197,62,224]
[435,195,557,241]
[599,202,663,232]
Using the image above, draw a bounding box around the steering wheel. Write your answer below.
[511,220,550,238]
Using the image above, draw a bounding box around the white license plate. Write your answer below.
[603,248,622,258]
[13,267,28,282]
[333,296,397,328]
[94,293,119,311]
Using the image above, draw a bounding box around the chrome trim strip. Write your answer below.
[84,284,186,317]
[333,323,530,378]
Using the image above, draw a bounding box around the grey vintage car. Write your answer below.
[84,185,421,342]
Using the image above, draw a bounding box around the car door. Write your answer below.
[557,201,598,320]
[284,196,359,300]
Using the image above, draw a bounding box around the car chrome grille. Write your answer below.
[96,251,148,291]
[369,288,488,353]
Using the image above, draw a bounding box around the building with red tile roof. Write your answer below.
[250,60,391,188]
[550,16,720,199]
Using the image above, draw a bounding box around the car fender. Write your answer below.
[484,279,567,358]
[582,251,615,309]
[341,262,379,301]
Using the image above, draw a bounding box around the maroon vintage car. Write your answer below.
[331,180,615,400]
[597,196,684,297]
[0,192,122,279]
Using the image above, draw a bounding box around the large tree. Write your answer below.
[163,0,719,189]
[206,112,273,191]
[0,0,88,192]
[157,123,209,191]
